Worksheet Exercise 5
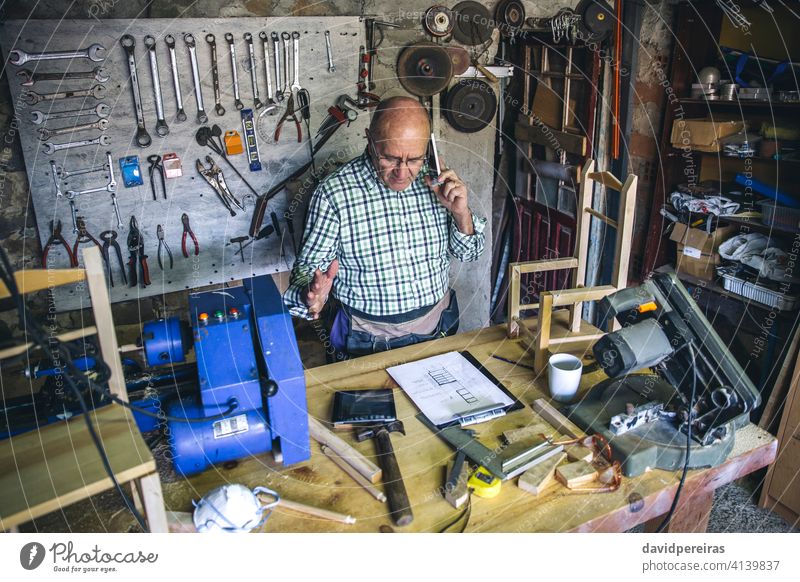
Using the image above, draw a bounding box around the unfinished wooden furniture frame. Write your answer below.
[0,246,168,532]
[507,160,637,371]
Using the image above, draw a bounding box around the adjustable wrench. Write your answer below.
[291,31,301,92]
[244,33,263,109]
[271,32,284,102]
[9,43,106,66]
[164,35,187,122]
[325,30,335,73]
[23,84,105,105]
[281,32,291,97]
[225,33,244,110]
[144,35,169,137]
[184,34,208,124]
[30,103,110,125]
[17,66,109,87]
[120,35,152,148]
[38,118,109,141]
[205,34,225,116]
[43,134,111,155]
[258,32,278,112]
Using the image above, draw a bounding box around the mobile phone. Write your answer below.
[429,132,442,183]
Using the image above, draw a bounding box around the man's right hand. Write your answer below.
[304,259,339,320]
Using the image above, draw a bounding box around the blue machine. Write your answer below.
[142,275,310,475]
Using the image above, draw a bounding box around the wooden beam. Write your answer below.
[556,460,598,488]
[549,285,617,308]
[0,268,85,299]
[532,398,587,439]
[308,417,382,484]
[534,293,554,374]
[136,473,169,533]
[515,257,578,274]
[570,159,595,332]
[547,333,605,346]
[508,264,521,338]
[0,326,97,361]
[586,171,623,191]
[584,207,618,228]
[515,121,587,156]
[518,452,566,497]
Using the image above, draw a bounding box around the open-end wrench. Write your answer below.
[58,160,108,180]
[144,35,169,137]
[258,32,277,114]
[66,152,116,199]
[17,66,109,87]
[205,34,225,116]
[291,31,301,93]
[43,134,111,155]
[69,200,78,233]
[325,30,335,73]
[164,35,187,122]
[271,32,284,102]
[120,35,152,148]
[38,118,109,141]
[9,43,106,66]
[184,34,208,124]
[50,161,63,197]
[23,84,105,105]
[281,32,291,97]
[31,103,110,125]
[225,33,244,110]
[111,193,123,229]
[244,33,263,109]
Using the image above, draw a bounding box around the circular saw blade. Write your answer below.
[495,0,526,37]
[452,1,494,46]
[446,46,470,75]
[444,79,497,133]
[397,42,454,97]
[423,5,455,38]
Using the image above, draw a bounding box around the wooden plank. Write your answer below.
[549,285,617,308]
[321,445,386,503]
[586,171,624,191]
[535,293,554,374]
[0,405,156,531]
[0,326,97,361]
[444,459,470,509]
[570,160,595,332]
[556,460,598,488]
[308,417,382,484]
[515,121,587,156]
[759,322,800,433]
[565,445,594,462]
[508,264,521,337]
[503,424,559,444]
[0,268,85,299]
[532,398,587,439]
[137,472,169,533]
[519,452,566,496]
[584,207,617,228]
[515,257,578,274]
[548,333,605,345]
[644,488,714,533]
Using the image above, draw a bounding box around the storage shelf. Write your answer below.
[679,98,800,110]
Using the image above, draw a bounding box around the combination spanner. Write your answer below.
[65,152,117,199]
[144,35,169,137]
[258,32,277,114]
[281,32,291,97]
[164,35,187,122]
[43,134,111,155]
[23,84,106,105]
[50,161,63,197]
[290,31,301,93]
[38,118,109,141]
[57,160,109,181]
[244,33,263,109]
[325,30,335,73]
[225,33,244,110]
[17,66,109,87]
[9,43,106,66]
[205,34,225,116]
[120,35,152,148]
[270,32,283,103]
[30,103,110,125]
[184,34,208,124]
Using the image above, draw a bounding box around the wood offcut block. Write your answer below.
[565,444,593,463]
[502,424,558,444]
[444,460,470,509]
[518,452,567,497]
[555,460,599,489]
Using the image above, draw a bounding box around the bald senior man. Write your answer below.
[283,97,487,357]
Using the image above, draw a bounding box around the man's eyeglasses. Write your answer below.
[367,130,428,172]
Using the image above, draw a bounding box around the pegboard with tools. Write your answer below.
[1,17,368,311]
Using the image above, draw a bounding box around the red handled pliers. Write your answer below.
[41,219,77,268]
[181,213,199,258]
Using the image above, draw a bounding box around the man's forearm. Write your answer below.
[452,210,474,235]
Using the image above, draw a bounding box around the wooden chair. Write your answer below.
[507,160,637,372]
[0,246,168,532]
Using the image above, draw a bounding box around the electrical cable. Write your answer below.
[438,494,472,533]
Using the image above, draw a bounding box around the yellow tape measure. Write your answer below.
[468,466,501,498]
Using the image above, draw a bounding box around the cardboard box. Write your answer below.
[670,223,737,282]
[670,119,748,153]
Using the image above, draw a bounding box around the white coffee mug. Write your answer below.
[548,353,583,403]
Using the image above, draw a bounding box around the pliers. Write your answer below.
[196,156,244,217]
[72,217,101,264]
[181,213,199,258]
[274,93,302,143]
[99,230,128,287]
[127,216,151,288]
[148,155,167,200]
[157,224,173,270]
[41,219,77,268]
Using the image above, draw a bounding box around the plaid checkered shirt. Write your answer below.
[283,150,487,320]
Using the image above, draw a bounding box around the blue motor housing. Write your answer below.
[142,317,185,367]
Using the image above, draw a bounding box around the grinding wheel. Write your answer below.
[423,5,455,38]
[397,42,453,97]
[452,1,494,46]
[495,0,526,37]
[444,79,497,133]
[446,46,470,75]
[576,0,614,43]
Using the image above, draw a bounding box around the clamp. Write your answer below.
[181,213,199,258]
[127,216,151,288]
[274,93,302,143]
[147,155,167,200]
[72,217,101,263]
[41,220,77,268]
[196,156,245,216]
[99,230,128,287]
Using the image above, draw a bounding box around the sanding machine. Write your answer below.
[566,272,761,477]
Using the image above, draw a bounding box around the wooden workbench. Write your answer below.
[182,312,778,533]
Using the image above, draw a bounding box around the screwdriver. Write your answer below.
[234,224,275,257]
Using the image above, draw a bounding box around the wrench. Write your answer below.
[65,152,117,198]
[164,35,187,122]
[291,31,301,92]
[111,193,123,229]
[57,161,108,180]
[258,32,277,114]
[69,200,78,233]
[205,34,225,116]
[244,33,263,109]
[281,32,291,97]
[9,43,106,66]
[23,84,105,105]
[38,118,109,141]
[270,32,283,103]
[50,161,63,197]
[225,33,244,110]
[43,134,111,155]
[30,103,110,125]
[17,67,109,87]
[325,30,335,73]
[144,35,169,137]
[184,34,208,124]
[120,35,152,148]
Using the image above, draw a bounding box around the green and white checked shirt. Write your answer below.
[284,150,487,320]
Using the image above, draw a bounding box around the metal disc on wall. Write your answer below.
[451,1,494,46]
[444,79,497,133]
[397,42,454,97]
[423,5,455,38]
[495,0,526,37]
[576,0,615,43]
[446,46,470,75]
